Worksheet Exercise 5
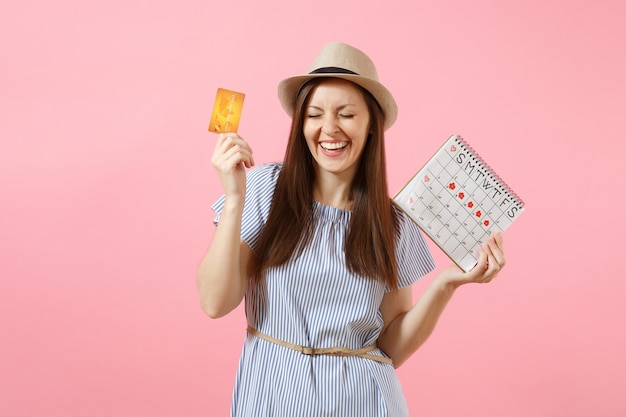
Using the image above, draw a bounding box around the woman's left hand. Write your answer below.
[439,231,506,288]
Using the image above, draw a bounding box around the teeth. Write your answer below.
[320,142,348,150]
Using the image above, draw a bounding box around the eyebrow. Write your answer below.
[307,104,356,111]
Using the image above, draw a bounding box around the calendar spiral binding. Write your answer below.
[452,135,525,208]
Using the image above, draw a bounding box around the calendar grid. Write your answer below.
[394,135,524,272]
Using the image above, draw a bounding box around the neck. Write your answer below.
[313,172,353,210]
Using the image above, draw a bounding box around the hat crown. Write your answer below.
[307,42,379,82]
[277,42,398,131]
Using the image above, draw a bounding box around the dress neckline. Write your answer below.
[313,200,351,224]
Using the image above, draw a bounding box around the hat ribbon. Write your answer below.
[309,67,358,75]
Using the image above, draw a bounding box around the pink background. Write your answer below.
[2,0,625,416]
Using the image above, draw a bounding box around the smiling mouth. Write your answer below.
[320,141,348,151]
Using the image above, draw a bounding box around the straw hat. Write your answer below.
[277,42,398,131]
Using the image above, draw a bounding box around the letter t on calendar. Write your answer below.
[394,135,525,272]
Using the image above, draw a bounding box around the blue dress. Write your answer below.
[212,163,435,417]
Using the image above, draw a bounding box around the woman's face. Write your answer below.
[303,78,370,180]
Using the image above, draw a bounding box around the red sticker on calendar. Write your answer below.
[424,175,430,182]
[484,220,490,227]
[458,192,465,199]
[449,182,456,190]
[468,201,474,208]
[476,210,482,218]
[450,145,457,152]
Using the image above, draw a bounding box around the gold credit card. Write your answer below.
[208,88,245,133]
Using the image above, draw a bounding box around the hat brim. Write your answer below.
[277,74,398,131]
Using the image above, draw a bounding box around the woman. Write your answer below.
[198,42,505,416]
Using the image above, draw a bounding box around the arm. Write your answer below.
[197,133,256,319]
[377,232,506,368]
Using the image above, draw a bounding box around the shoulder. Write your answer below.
[391,200,436,286]
[392,202,416,235]
[248,161,283,176]
[245,162,283,193]
[391,200,431,256]
[211,163,283,231]
[247,162,282,183]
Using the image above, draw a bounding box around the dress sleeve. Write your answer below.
[211,162,281,254]
[392,204,436,290]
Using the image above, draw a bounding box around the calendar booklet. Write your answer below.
[393,135,524,272]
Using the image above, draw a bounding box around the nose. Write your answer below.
[321,115,339,136]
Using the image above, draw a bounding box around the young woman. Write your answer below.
[198,42,505,417]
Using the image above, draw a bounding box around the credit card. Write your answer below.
[208,88,245,133]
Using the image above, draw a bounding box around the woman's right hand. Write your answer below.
[211,133,255,201]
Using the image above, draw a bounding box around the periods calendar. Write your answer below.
[394,135,525,272]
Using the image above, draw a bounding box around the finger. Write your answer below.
[216,133,239,150]
[477,242,502,281]
[486,234,506,268]
[493,230,504,250]
[223,144,254,168]
[468,248,489,280]
[471,253,492,284]
[215,134,255,168]
[217,133,249,153]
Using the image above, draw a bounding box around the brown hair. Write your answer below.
[254,78,399,289]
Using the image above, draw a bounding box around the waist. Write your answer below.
[246,326,393,365]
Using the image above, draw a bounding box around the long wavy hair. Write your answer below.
[254,78,399,289]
